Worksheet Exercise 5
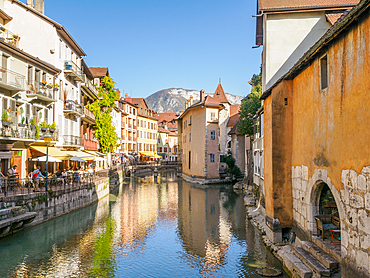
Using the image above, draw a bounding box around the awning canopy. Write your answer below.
[66,151,95,161]
[140,152,161,159]
[30,146,72,160]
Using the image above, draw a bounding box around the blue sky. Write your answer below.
[42,0,261,98]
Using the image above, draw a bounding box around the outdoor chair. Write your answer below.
[314,214,340,240]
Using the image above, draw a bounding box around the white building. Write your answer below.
[4,0,87,153]
[256,0,359,92]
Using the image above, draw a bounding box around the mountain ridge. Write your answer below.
[145,88,244,113]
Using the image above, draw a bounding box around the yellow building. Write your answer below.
[177,91,224,181]
[131,98,158,159]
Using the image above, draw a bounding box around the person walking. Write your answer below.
[32,166,44,192]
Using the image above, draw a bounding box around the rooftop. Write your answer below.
[258,0,359,11]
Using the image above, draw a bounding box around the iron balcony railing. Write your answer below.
[82,75,99,97]
[82,106,95,122]
[26,80,55,101]
[0,26,20,49]
[64,100,82,115]
[63,135,82,146]
[0,66,25,91]
[64,60,84,82]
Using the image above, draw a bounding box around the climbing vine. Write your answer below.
[87,76,119,154]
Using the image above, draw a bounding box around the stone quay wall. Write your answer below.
[0,168,128,227]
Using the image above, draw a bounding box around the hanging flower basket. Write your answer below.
[2,120,11,127]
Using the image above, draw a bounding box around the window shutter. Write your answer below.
[10,100,15,112]
[32,105,37,118]
[44,108,48,124]
[2,98,7,111]
[26,103,30,119]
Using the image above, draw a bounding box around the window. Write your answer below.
[261,113,264,137]
[320,55,328,90]
[189,133,191,142]
[218,144,221,151]
[189,116,192,125]
[210,153,215,163]
[210,112,216,121]
[210,130,215,140]
[164,147,168,153]
[220,155,225,163]
[227,141,231,148]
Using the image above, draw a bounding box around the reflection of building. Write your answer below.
[177,180,244,275]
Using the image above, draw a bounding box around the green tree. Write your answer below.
[87,76,119,154]
[224,150,242,178]
[237,69,262,137]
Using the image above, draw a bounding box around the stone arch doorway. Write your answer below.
[309,180,342,242]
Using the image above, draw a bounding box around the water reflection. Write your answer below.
[0,171,287,277]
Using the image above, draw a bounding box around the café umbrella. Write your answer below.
[32,156,62,163]
[69,156,87,163]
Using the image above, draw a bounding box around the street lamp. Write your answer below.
[110,143,113,168]
[43,132,52,193]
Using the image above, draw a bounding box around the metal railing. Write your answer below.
[82,75,99,97]
[64,60,84,81]
[82,106,95,121]
[0,27,20,49]
[26,81,54,100]
[63,135,82,146]
[64,100,82,115]
[0,66,25,90]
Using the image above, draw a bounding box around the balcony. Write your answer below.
[82,75,99,98]
[63,100,82,116]
[83,138,99,151]
[39,129,59,142]
[0,27,21,49]
[64,60,84,82]
[63,135,82,147]
[128,124,132,129]
[121,122,125,128]
[26,81,56,105]
[121,136,126,140]
[0,66,25,93]
[133,125,137,129]
[128,136,132,141]
[81,106,96,124]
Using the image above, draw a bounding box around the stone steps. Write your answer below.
[284,252,313,278]
[301,241,339,272]
[281,241,340,278]
[293,247,330,277]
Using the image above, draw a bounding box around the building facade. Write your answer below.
[261,0,370,276]
[177,91,224,181]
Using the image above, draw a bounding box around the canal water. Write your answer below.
[0,171,287,277]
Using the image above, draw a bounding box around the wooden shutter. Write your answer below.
[2,98,7,111]
[10,100,16,112]
[44,108,48,124]
[32,105,37,118]
[26,103,30,120]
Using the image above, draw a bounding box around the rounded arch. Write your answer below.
[306,171,345,237]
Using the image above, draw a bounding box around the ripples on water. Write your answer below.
[0,171,287,277]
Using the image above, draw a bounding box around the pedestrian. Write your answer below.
[62,169,68,185]
[7,165,17,177]
[32,166,44,192]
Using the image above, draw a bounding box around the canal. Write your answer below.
[0,171,287,277]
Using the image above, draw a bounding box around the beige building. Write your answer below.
[177,91,224,181]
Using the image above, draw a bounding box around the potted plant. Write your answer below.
[18,107,25,127]
[30,116,36,130]
[2,110,12,127]
[49,121,56,133]
[35,125,40,140]
[40,80,47,87]
[40,121,48,132]
[19,117,26,127]
[52,83,60,91]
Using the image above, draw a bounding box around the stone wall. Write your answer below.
[0,175,114,227]
[292,165,370,277]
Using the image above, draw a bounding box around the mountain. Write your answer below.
[145,88,244,113]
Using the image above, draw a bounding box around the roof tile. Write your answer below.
[259,0,359,11]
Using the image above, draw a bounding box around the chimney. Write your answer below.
[190,95,194,105]
[27,0,33,8]
[34,0,45,14]
[124,93,132,103]
[200,89,205,102]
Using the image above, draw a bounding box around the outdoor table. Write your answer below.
[329,229,341,247]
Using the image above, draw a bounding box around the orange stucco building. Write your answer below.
[177,91,224,182]
[262,0,370,276]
